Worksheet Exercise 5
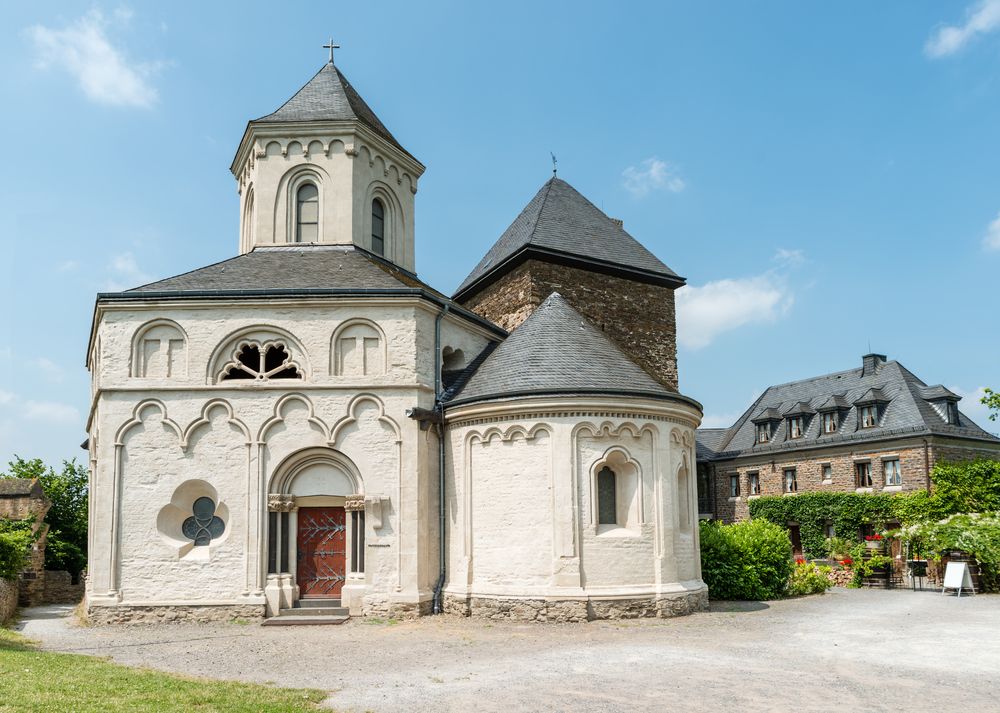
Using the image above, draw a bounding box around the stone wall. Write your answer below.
[86,604,265,625]
[444,590,708,622]
[43,570,85,605]
[0,578,17,624]
[459,259,679,390]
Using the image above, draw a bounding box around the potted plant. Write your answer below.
[865,534,885,550]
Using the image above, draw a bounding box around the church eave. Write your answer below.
[230,119,424,178]
[453,244,687,302]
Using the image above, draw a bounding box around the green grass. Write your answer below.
[0,628,327,712]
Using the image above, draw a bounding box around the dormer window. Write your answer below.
[822,412,838,434]
[860,405,878,428]
[296,183,319,242]
[788,416,805,439]
[946,402,959,425]
[371,198,385,256]
[757,423,770,443]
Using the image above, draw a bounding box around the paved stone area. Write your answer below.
[15,589,1000,712]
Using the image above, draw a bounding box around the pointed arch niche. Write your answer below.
[589,447,642,534]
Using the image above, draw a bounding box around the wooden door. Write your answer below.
[788,524,803,559]
[296,506,346,599]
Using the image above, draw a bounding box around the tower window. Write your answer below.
[296,183,319,242]
[371,199,385,256]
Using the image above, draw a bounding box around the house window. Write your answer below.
[296,183,319,242]
[824,520,836,538]
[856,461,873,488]
[860,405,878,428]
[788,417,805,439]
[729,474,740,498]
[822,412,837,434]
[748,472,760,495]
[756,423,770,443]
[350,509,366,573]
[371,198,385,256]
[220,342,302,382]
[821,464,833,482]
[597,466,617,525]
[784,468,797,493]
[883,459,902,486]
[946,402,959,425]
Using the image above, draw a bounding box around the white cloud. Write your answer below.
[104,251,153,291]
[26,9,161,108]
[23,400,81,424]
[34,358,65,384]
[622,158,685,198]
[925,0,1000,58]
[676,250,799,350]
[983,212,1000,251]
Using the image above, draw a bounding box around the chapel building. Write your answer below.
[84,60,707,623]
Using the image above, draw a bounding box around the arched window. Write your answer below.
[371,198,385,256]
[220,342,302,382]
[296,183,319,242]
[597,466,617,525]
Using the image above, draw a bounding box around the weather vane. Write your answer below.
[551,152,558,177]
[323,37,340,64]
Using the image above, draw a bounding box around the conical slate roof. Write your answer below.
[447,292,676,405]
[254,63,406,155]
[454,178,683,298]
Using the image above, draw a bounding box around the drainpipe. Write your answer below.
[923,439,931,492]
[432,304,450,614]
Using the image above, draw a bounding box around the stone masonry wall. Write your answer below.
[43,570,85,605]
[460,259,679,390]
[710,440,1000,523]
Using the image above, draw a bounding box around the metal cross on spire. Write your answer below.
[322,37,340,64]
[550,152,558,177]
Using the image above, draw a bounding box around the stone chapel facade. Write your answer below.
[85,61,706,623]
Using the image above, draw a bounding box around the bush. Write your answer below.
[897,513,1000,591]
[700,519,793,600]
[787,561,834,596]
[0,519,36,581]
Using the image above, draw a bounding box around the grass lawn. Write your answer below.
[0,628,327,712]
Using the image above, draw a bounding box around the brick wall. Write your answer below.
[707,439,1000,523]
[459,259,679,390]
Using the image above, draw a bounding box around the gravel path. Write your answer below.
[15,589,1000,713]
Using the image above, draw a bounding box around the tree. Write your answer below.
[1,457,88,577]
[983,388,1000,422]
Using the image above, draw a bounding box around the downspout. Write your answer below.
[923,439,931,492]
[432,304,451,614]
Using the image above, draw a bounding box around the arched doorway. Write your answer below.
[267,448,364,607]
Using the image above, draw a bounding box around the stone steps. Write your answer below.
[261,598,350,625]
[261,614,349,626]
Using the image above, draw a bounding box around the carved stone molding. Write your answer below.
[344,494,365,512]
[268,494,296,512]
[365,495,389,530]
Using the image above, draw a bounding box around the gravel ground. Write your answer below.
[15,589,1000,713]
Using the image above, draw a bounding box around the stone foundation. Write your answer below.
[445,589,708,622]
[86,603,265,625]
[362,595,433,620]
[0,579,17,624]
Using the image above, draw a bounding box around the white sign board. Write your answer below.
[942,561,975,596]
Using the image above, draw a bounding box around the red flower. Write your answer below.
[841,558,853,566]
[865,534,884,541]
[795,558,806,565]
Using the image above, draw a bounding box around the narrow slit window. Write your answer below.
[279,511,289,573]
[371,199,385,256]
[351,510,366,573]
[597,466,617,525]
[296,183,319,242]
[267,511,278,574]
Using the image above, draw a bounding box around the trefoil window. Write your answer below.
[182,497,225,546]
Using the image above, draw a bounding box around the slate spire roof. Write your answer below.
[453,178,684,299]
[253,63,407,156]
[446,292,688,406]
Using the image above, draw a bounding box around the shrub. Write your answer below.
[787,561,834,596]
[897,513,1000,591]
[700,519,793,600]
[0,519,36,581]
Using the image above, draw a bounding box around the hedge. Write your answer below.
[699,519,793,600]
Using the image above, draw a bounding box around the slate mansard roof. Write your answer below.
[445,293,698,408]
[252,62,408,157]
[696,355,1000,461]
[453,178,684,300]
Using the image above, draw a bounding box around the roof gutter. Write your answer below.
[445,388,703,411]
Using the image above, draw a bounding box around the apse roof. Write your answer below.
[454,178,684,299]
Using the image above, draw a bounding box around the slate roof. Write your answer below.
[0,479,45,498]
[253,63,407,157]
[453,178,684,299]
[698,356,1000,461]
[446,293,690,406]
[695,428,728,461]
[117,245,442,295]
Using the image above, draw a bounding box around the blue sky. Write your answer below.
[1,1,999,467]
